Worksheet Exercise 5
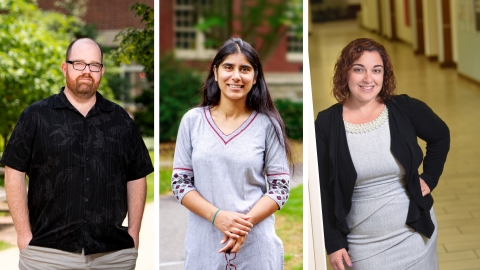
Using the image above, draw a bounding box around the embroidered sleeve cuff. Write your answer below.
[171,168,196,203]
[266,173,290,209]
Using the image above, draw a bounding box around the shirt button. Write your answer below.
[86,178,90,181]
[84,198,89,202]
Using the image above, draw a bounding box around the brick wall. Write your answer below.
[159,0,303,73]
[160,0,174,53]
[37,0,154,29]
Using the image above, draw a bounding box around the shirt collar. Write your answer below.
[53,87,115,112]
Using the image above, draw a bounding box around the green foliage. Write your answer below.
[275,99,303,141]
[160,54,203,142]
[112,3,154,82]
[112,3,154,137]
[196,0,302,62]
[134,88,154,137]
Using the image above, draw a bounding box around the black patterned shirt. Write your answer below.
[1,87,154,255]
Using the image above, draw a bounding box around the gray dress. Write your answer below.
[344,106,438,270]
[172,107,290,270]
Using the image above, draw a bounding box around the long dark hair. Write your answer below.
[200,38,293,164]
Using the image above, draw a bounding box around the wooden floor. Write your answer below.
[309,20,480,270]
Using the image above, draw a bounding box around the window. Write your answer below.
[286,29,303,62]
[174,0,216,59]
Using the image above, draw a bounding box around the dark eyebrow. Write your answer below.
[222,62,253,69]
[352,64,383,68]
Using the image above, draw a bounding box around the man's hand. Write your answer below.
[17,231,33,250]
[128,228,140,250]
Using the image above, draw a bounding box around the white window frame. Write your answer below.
[174,2,217,60]
[286,29,303,62]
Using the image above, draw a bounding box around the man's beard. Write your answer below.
[65,72,100,99]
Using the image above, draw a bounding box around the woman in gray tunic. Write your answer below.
[172,38,292,269]
[315,38,449,270]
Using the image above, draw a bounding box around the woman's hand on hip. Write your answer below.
[419,177,431,196]
[328,248,352,270]
[213,210,253,239]
[218,234,247,253]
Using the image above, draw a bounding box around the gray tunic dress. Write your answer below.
[344,106,438,270]
[172,107,290,270]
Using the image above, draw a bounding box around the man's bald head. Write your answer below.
[66,38,103,64]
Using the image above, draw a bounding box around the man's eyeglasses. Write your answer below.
[67,61,103,72]
[224,251,236,270]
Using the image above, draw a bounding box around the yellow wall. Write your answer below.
[394,0,413,43]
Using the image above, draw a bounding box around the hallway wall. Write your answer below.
[394,0,413,43]
[360,0,480,83]
[456,0,480,82]
[423,0,439,58]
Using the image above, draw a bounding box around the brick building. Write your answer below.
[160,0,303,101]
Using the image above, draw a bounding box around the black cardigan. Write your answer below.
[314,94,450,254]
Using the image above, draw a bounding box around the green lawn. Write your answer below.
[276,184,303,269]
[0,240,12,251]
[159,168,172,195]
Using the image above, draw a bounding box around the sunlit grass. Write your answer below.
[0,240,12,251]
[160,169,172,195]
[276,184,303,269]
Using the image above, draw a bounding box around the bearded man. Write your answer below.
[1,38,153,269]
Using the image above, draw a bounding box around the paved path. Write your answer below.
[0,202,155,270]
[159,163,303,269]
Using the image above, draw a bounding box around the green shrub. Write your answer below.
[134,88,154,137]
[160,53,203,142]
[274,99,303,141]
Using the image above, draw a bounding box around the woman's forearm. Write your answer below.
[247,196,279,225]
[181,190,218,221]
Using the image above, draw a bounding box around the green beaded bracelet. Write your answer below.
[211,209,221,224]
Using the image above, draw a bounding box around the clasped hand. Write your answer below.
[213,210,253,253]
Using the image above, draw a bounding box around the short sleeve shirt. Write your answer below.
[1,87,154,255]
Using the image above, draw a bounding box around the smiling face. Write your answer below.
[62,39,104,99]
[347,51,384,104]
[213,53,256,103]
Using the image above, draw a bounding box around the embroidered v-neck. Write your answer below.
[204,107,258,145]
